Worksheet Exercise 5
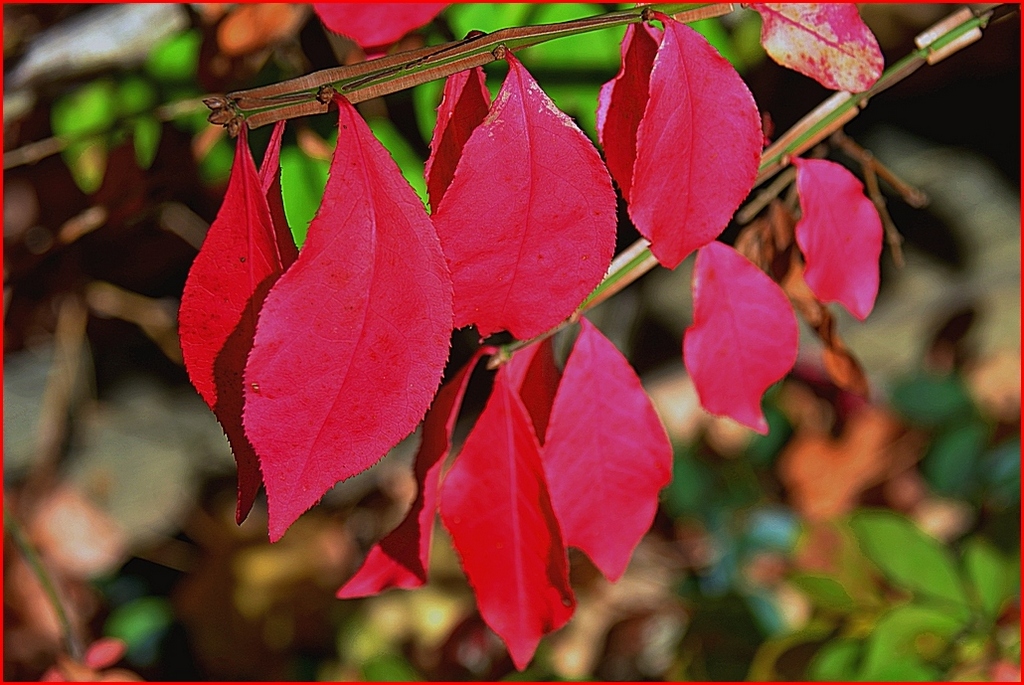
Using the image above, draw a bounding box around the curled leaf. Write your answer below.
[597,24,660,201]
[506,337,561,445]
[794,158,883,321]
[425,66,490,212]
[243,99,453,541]
[629,18,762,269]
[178,122,292,523]
[684,242,798,434]
[432,53,617,340]
[749,4,884,92]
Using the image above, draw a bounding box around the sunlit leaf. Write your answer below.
[629,19,762,268]
[432,54,616,340]
[794,158,882,321]
[749,4,884,92]
[243,100,452,540]
[849,510,970,613]
[684,242,798,434]
[542,319,672,581]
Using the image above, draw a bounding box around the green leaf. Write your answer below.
[661,445,712,518]
[890,373,975,427]
[858,604,962,680]
[103,596,173,666]
[790,573,856,613]
[731,11,768,71]
[980,439,1021,506]
[748,620,833,680]
[921,421,987,496]
[808,639,860,681]
[963,537,1012,619]
[745,404,791,467]
[52,79,118,138]
[198,136,234,186]
[145,28,202,83]
[361,653,421,681]
[849,510,970,614]
[446,3,532,37]
[279,145,330,248]
[132,116,162,169]
[412,79,445,148]
[62,139,108,195]
[115,76,158,118]
[521,4,624,72]
[368,118,427,207]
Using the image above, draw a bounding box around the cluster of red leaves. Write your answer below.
[179,5,885,668]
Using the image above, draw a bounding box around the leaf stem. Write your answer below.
[492,3,1004,363]
[4,502,84,661]
[220,3,734,129]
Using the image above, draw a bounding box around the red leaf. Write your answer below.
[506,338,562,445]
[597,24,660,201]
[432,53,617,340]
[313,3,448,50]
[83,638,127,670]
[542,319,672,581]
[260,122,299,268]
[178,124,291,523]
[439,365,574,670]
[338,350,487,598]
[425,67,490,212]
[793,158,882,321]
[749,4,883,92]
[683,242,798,434]
[629,18,762,269]
[243,98,453,541]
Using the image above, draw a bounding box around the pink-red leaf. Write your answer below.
[260,122,300,269]
[683,242,798,434]
[243,98,453,541]
[439,365,574,670]
[432,53,617,340]
[542,319,672,581]
[338,350,485,598]
[313,3,448,50]
[506,338,562,445]
[629,19,762,269]
[793,158,882,321]
[425,66,490,212]
[749,4,884,92]
[178,123,292,524]
[597,24,660,201]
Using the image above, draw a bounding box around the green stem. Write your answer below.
[493,4,1001,363]
[4,502,83,660]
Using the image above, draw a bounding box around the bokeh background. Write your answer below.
[3,3,1020,681]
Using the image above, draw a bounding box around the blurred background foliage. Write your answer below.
[3,3,1020,681]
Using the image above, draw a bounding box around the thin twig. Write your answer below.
[736,167,796,225]
[4,98,208,170]
[24,294,89,503]
[863,162,906,268]
[4,503,84,661]
[830,129,928,208]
